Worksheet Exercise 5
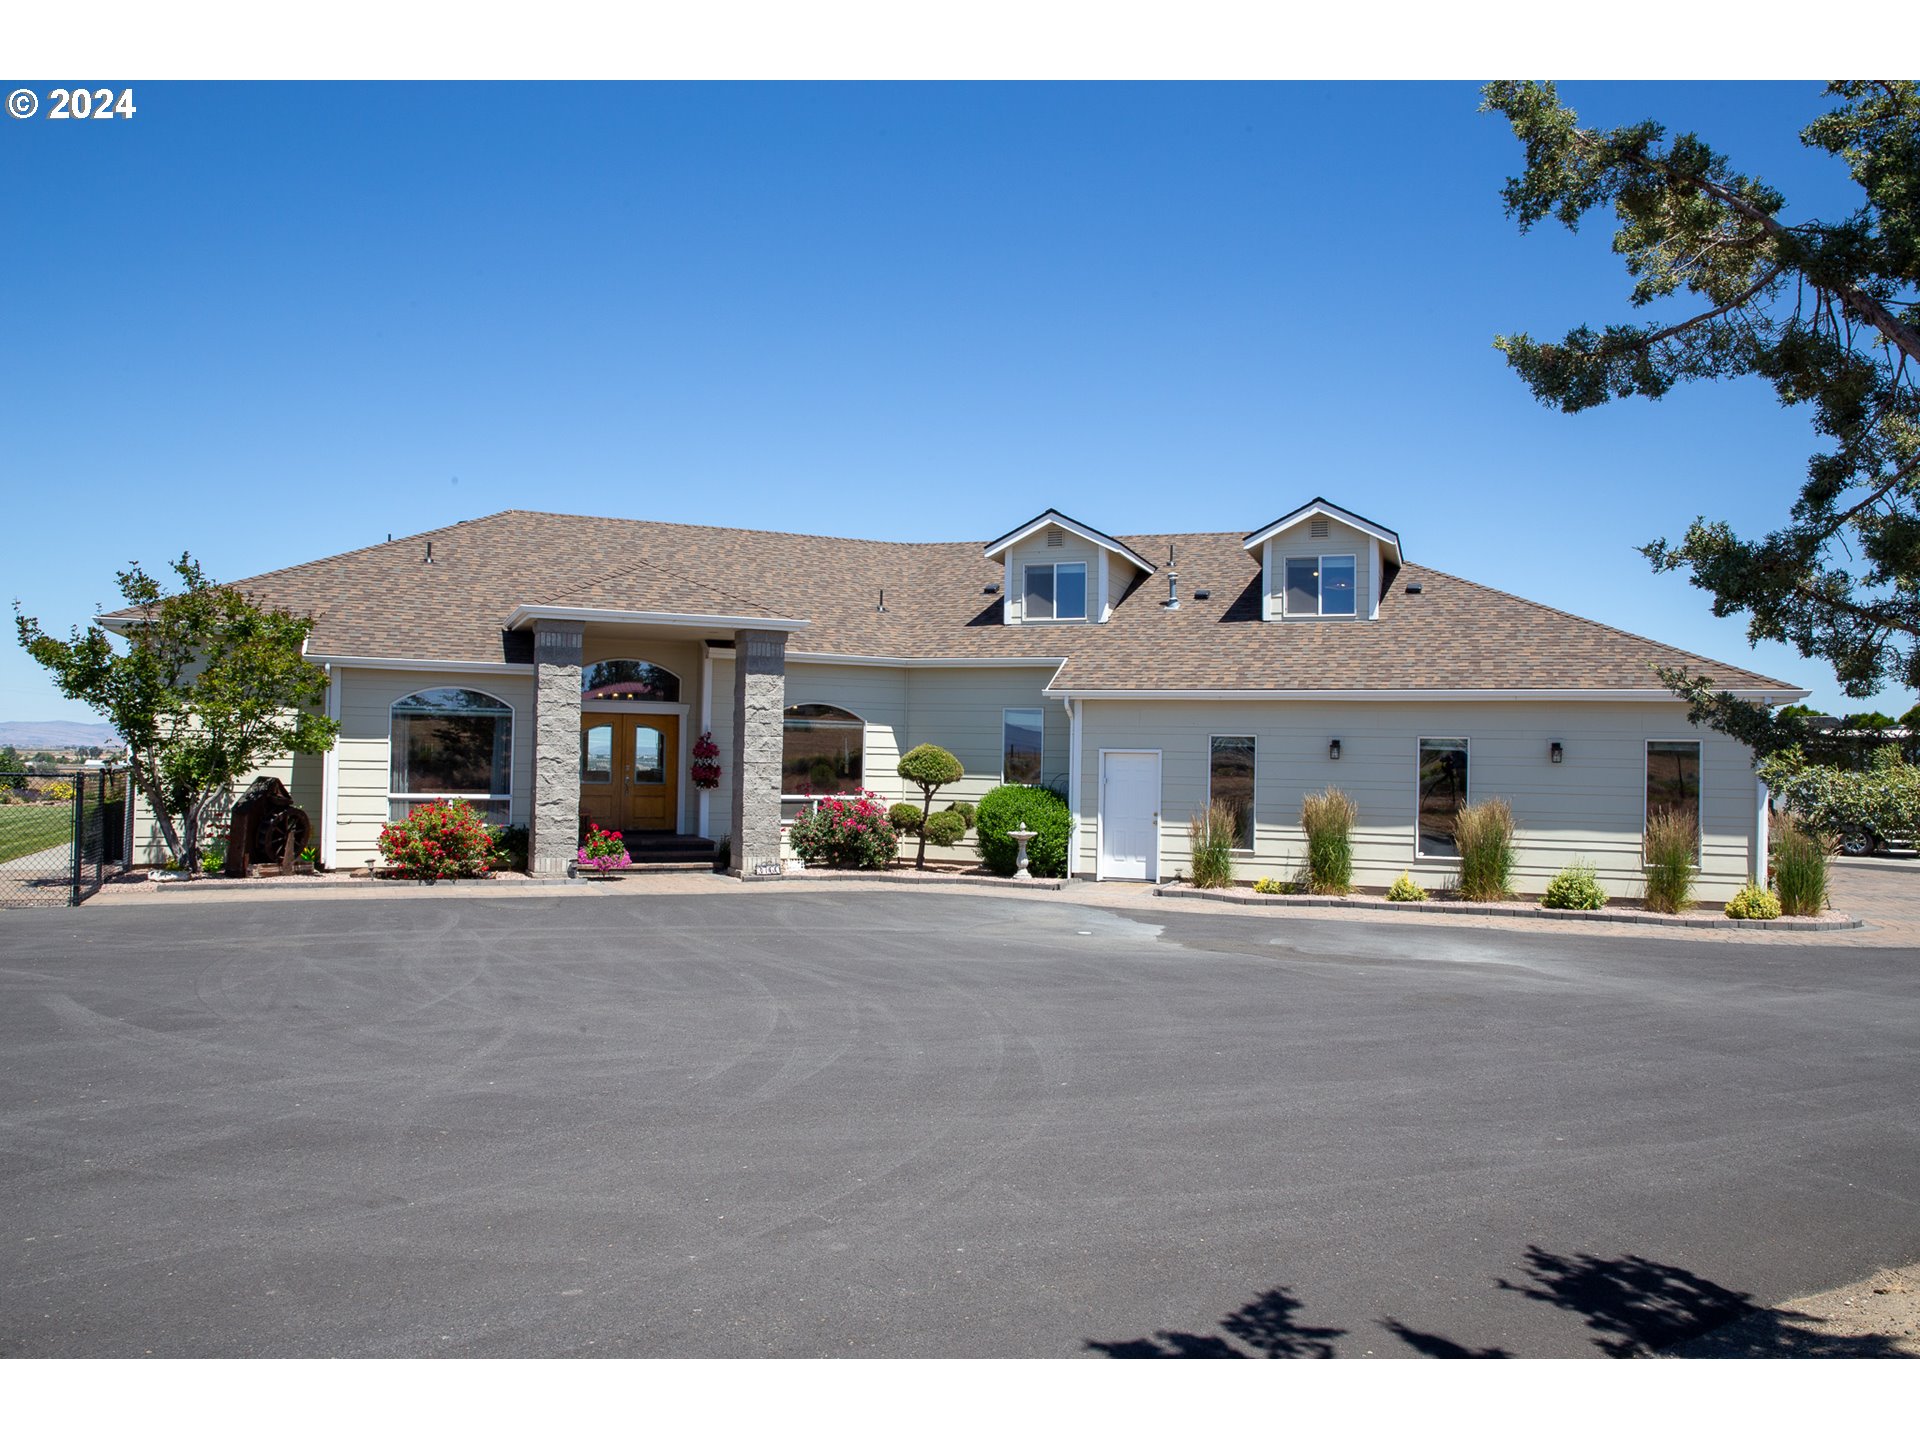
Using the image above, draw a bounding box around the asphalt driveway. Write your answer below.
[2,891,1917,1357]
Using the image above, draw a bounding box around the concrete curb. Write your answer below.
[130,874,592,893]
[779,870,1067,892]
[1151,884,1863,931]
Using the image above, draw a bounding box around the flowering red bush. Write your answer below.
[786,790,897,870]
[377,798,494,879]
[690,730,722,790]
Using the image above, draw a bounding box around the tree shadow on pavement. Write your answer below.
[1086,1286,1347,1358]
[1498,1244,1911,1358]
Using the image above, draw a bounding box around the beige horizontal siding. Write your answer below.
[1075,698,1761,900]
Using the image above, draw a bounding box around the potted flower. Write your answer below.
[576,824,632,878]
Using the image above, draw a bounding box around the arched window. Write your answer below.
[581,659,681,703]
[783,703,864,802]
[389,687,514,824]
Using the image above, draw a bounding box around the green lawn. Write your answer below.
[0,803,72,864]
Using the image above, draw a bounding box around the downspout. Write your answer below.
[1755,775,1770,884]
[320,662,341,870]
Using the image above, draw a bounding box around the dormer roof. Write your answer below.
[984,509,1157,574]
[1242,497,1404,564]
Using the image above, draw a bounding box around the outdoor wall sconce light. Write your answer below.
[1328,739,1342,761]
[1550,741,1564,764]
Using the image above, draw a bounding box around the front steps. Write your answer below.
[620,832,719,871]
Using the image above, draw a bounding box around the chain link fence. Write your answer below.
[0,768,130,908]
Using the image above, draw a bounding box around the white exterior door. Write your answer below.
[1099,750,1160,880]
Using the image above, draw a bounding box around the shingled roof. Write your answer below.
[104,509,1803,698]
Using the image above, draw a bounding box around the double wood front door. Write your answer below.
[580,714,680,832]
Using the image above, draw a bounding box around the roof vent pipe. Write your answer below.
[1163,543,1179,610]
[876,588,887,613]
[424,541,434,564]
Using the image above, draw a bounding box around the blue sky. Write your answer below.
[4,80,1911,723]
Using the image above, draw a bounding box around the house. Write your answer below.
[111,499,1807,899]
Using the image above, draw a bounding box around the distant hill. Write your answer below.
[0,721,123,749]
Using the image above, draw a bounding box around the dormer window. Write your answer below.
[1024,561,1088,621]
[1284,554,1357,617]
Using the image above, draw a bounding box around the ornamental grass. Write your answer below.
[1771,815,1830,917]
[1299,787,1357,895]
[1641,810,1698,914]
[1453,798,1515,902]
[1187,800,1239,889]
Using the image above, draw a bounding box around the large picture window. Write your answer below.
[1210,735,1256,850]
[1283,555,1357,617]
[1023,562,1088,621]
[783,704,864,803]
[581,659,680,703]
[1003,708,1045,785]
[1647,740,1702,854]
[389,687,513,824]
[1416,737,1469,857]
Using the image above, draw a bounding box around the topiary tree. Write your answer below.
[975,784,1072,878]
[896,743,963,869]
[887,802,924,835]
[922,809,966,848]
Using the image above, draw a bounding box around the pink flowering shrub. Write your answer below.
[378,798,493,879]
[786,790,897,870]
[577,823,632,873]
[690,731,722,789]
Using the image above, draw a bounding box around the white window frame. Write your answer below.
[1644,738,1704,864]
[1021,561,1089,622]
[1001,707,1046,785]
[1208,733,1258,853]
[1282,553,1359,619]
[387,687,516,823]
[1414,735,1470,860]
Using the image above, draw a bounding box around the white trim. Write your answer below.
[1414,735,1471,862]
[1067,695,1082,874]
[1048,686,1812,703]
[1098,553,1111,624]
[1260,538,1273,622]
[984,510,1156,573]
[1754,775,1770,883]
[1001,706,1046,785]
[310,654,527,674]
[785,652,1067,669]
[1096,747,1162,882]
[1368,535,1381,620]
[1020,560,1090,623]
[506,604,809,633]
[1207,733,1258,854]
[1281,552,1359,619]
[320,663,341,869]
[1645,737,1705,864]
[1004,553,1016,624]
[1243,499,1403,560]
[698,647,714,839]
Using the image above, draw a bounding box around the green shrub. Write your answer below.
[488,823,529,873]
[975,784,1072,878]
[1300,787,1356,895]
[1454,798,1515,901]
[378,799,494,879]
[1384,871,1427,902]
[1187,801,1239,889]
[921,809,967,847]
[1253,876,1287,895]
[1541,860,1607,911]
[713,834,731,873]
[1771,815,1829,917]
[1724,883,1782,920]
[945,800,977,830]
[200,835,228,876]
[1758,748,1920,850]
[888,802,924,834]
[1641,810,1698,913]
[787,792,897,870]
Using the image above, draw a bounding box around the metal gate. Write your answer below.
[0,768,130,908]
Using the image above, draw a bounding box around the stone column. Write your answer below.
[729,628,787,878]
[530,619,585,877]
